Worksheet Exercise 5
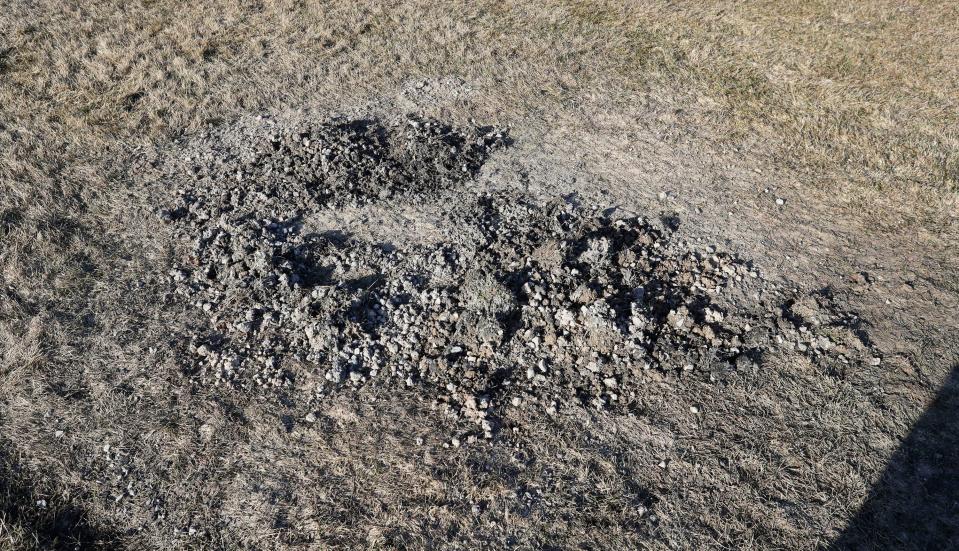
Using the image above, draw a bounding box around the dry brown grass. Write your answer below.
[4,1,957,189]
[590,1,959,189]
[2,1,958,549]
[2,1,955,237]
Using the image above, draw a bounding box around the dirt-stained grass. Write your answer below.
[1,1,958,549]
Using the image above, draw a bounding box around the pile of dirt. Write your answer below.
[159,116,879,438]
[160,116,507,221]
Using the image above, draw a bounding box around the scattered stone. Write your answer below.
[157,114,879,435]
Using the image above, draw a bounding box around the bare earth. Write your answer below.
[1,2,957,550]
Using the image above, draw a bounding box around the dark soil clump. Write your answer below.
[157,117,879,439]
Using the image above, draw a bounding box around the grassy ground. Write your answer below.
[1,1,957,548]
[602,1,959,190]
[4,1,957,189]
[3,0,957,319]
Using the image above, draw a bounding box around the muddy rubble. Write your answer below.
[159,116,877,438]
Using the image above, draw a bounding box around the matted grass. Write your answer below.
[1,1,957,549]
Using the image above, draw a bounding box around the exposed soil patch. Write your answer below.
[160,116,507,221]
[158,116,880,440]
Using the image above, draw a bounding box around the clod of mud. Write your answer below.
[159,116,507,224]
[158,115,878,438]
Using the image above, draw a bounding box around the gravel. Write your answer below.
[158,114,878,439]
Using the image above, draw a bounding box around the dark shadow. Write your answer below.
[0,47,12,75]
[831,364,959,550]
[0,444,119,549]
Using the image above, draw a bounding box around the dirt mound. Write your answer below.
[159,116,878,439]
[160,116,507,223]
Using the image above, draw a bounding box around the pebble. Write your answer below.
[156,115,881,435]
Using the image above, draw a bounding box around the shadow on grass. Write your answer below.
[832,364,959,550]
[0,444,117,550]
